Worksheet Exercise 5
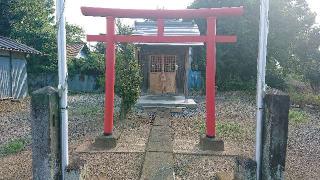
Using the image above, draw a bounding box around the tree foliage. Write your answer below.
[66,23,85,44]
[189,0,320,91]
[68,52,105,76]
[0,0,85,74]
[0,0,57,73]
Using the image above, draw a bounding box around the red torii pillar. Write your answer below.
[104,16,115,135]
[81,7,243,138]
[206,17,217,137]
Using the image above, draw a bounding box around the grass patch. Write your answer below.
[198,121,245,139]
[289,109,309,124]
[217,122,245,138]
[0,138,27,156]
[70,105,103,117]
[68,91,102,96]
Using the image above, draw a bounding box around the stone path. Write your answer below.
[140,110,175,180]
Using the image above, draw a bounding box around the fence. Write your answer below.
[28,73,100,93]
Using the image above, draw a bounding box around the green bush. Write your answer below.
[68,52,105,76]
[115,45,142,120]
[95,21,142,120]
[114,20,142,120]
[304,65,320,94]
[289,91,320,107]
[266,61,287,90]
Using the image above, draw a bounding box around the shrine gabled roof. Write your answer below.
[133,20,203,46]
[66,43,85,59]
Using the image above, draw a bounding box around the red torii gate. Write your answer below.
[81,7,243,138]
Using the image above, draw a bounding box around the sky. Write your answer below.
[65,0,194,35]
[65,0,320,36]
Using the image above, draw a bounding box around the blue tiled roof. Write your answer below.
[133,20,203,46]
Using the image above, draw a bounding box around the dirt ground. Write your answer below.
[0,92,319,179]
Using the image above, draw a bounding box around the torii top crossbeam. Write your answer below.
[81,7,243,18]
[81,6,243,138]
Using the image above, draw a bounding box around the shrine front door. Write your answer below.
[149,55,177,94]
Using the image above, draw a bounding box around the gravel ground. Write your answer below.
[78,152,144,179]
[0,151,32,179]
[172,91,320,179]
[172,92,256,157]
[285,108,320,180]
[0,92,319,179]
[174,154,234,179]
[0,98,31,145]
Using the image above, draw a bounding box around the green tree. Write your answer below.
[0,0,12,36]
[189,0,319,90]
[94,42,106,54]
[66,23,85,44]
[0,0,57,73]
[0,0,86,74]
[296,27,320,93]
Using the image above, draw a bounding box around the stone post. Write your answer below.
[31,86,61,180]
[65,157,87,180]
[234,156,257,180]
[261,89,290,180]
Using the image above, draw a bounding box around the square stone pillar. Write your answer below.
[31,86,61,179]
[261,90,290,180]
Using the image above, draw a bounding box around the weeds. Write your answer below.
[70,105,103,117]
[198,120,245,139]
[288,91,320,107]
[289,109,309,124]
[217,122,245,138]
[0,138,27,156]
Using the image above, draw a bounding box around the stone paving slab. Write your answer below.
[147,139,173,152]
[153,118,171,126]
[147,124,173,152]
[140,114,175,179]
[140,152,174,180]
[149,126,172,141]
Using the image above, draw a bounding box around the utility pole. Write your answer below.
[56,0,68,178]
[256,0,269,179]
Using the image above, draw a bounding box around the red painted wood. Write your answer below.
[87,34,237,43]
[81,7,244,18]
[206,17,217,138]
[157,19,164,36]
[82,6,243,138]
[216,36,237,43]
[104,16,115,135]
